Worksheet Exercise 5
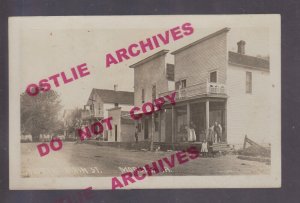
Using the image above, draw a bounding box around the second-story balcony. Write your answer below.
[81,109,103,120]
[159,82,227,101]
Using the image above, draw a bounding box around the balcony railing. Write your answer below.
[159,82,226,100]
[81,110,103,120]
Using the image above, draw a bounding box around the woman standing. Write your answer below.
[190,121,197,142]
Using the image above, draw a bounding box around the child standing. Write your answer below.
[201,140,208,157]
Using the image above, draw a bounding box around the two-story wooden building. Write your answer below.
[131,27,271,148]
[82,87,134,141]
[129,50,175,143]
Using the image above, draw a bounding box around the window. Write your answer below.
[142,89,145,103]
[181,80,186,88]
[152,85,156,100]
[98,103,101,115]
[90,103,94,113]
[176,79,187,90]
[246,71,252,93]
[210,71,217,83]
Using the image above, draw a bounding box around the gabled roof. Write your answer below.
[129,49,169,68]
[228,51,269,70]
[171,27,230,55]
[88,88,134,105]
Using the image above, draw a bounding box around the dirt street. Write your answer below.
[21,142,270,178]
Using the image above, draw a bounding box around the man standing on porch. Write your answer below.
[207,125,215,156]
[214,122,222,143]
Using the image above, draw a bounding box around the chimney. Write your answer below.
[237,40,246,54]
[114,84,118,91]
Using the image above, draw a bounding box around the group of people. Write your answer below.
[185,121,197,142]
[134,121,223,153]
[207,121,223,144]
[184,121,223,143]
[201,121,223,157]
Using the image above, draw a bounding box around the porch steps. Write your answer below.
[154,142,232,152]
[153,142,201,151]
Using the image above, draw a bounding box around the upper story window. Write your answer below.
[98,103,101,115]
[90,103,94,113]
[176,79,187,90]
[210,71,217,83]
[142,89,145,103]
[152,85,156,100]
[246,71,252,94]
[181,80,186,88]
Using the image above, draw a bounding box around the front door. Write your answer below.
[115,125,118,141]
[144,119,149,140]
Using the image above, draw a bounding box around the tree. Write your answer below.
[21,90,63,141]
[64,108,82,138]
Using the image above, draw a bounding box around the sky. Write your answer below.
[12,15,273,110]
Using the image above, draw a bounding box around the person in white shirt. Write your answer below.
[201,140,208,157]
[190,121,197,142]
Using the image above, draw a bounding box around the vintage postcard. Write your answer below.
[9,15,281,190]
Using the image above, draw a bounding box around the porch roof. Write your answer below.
[162,94,227,108]
[123,105,162,117]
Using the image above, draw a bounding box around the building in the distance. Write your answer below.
[107,108,135,142]
[81,86,134,141]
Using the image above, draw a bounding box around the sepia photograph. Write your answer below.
[9,15,281,190]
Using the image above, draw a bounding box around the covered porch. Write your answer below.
[158,97,227,144]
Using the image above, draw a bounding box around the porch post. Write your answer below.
[150,114,154,151]
[187,103,191,127]
[224,100,227,143]
[158,111,161,142]
[206,100,210,131]
[171,106,175,143]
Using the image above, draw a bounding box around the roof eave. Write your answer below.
[171,27,230,55]
[129,49,169,68]
[228,61,270,72]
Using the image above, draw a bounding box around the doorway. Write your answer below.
[144,119,149,140]
[115,125,118,141]
[191,102,206,141]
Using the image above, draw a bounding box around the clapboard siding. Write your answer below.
[134,55,169,107]
[174,32,228,86]
[226,64,271,147]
